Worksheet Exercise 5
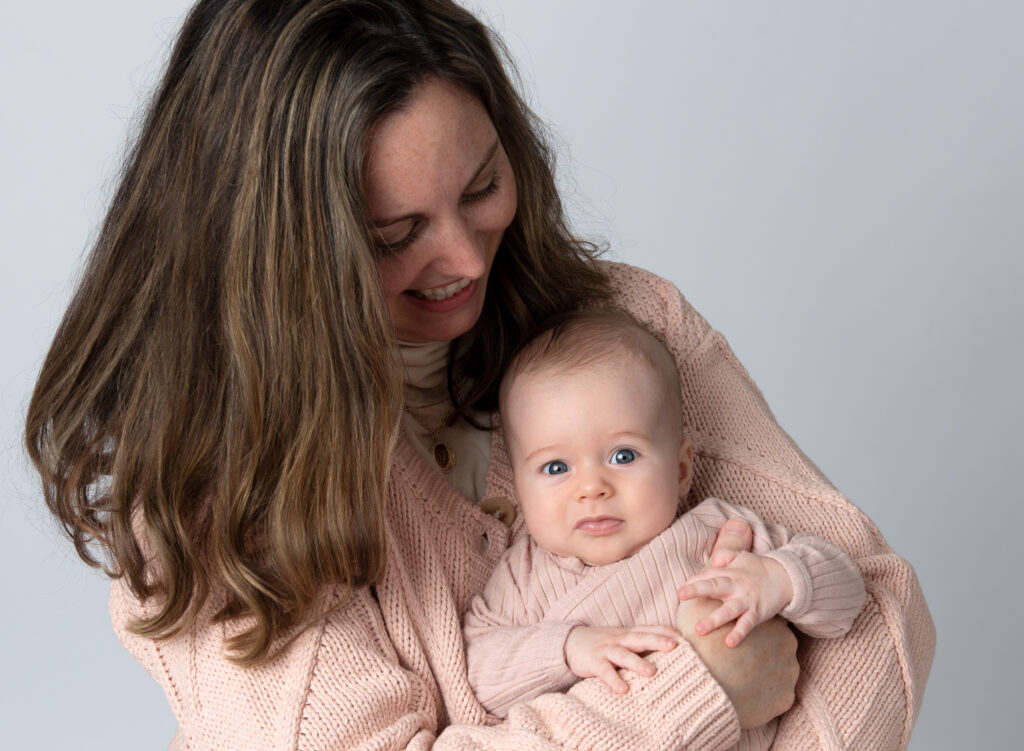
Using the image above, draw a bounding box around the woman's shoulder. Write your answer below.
[598,260,678,300]
[597,260,712,360]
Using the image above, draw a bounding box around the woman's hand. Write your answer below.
[676,519,799,729]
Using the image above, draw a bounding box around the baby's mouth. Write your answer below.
[575,516,623,534]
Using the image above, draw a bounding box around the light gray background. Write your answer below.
[2,1,1021,748]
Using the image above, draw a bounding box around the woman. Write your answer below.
[26,0,934,748]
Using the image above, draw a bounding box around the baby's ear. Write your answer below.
[677,436,694,499]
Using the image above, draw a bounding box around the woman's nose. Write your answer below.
[431,218,485,277]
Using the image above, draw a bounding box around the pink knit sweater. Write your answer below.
[110,262,935,750]
[463,497,867,748]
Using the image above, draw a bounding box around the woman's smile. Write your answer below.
[408,277,473,302]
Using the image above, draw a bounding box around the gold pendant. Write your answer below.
[432,441,455,473]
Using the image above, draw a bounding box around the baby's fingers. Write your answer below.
[724,610,759,647]
[694,599,745,636]
[606,646,657,682]
[617,626,682,653]
[595,657,630,694]
[678,575,736,602]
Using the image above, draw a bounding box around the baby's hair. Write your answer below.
[499,307,683,420]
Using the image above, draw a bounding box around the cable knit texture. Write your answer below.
[109,262,935,750]
[462,497,866,746]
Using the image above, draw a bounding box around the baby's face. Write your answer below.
[503,359,689,566]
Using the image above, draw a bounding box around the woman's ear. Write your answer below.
[678,436,694,500]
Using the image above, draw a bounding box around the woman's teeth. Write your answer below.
[409,278,471,301]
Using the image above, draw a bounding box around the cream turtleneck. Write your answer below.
[399,340,490,502]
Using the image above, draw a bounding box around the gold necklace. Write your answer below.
[404,404,456,474]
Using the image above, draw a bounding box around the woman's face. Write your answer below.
[365,77,518,343]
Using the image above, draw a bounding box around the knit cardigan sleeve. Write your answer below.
[111,574,742,750]
[607,262,936,750]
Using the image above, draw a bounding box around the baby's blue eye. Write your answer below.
[610,448,637,465]
[541,460,569,476]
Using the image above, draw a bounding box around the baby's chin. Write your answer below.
[577,549,633,567]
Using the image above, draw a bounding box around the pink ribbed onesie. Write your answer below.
[464,496,867,750]
[110,262,935,750]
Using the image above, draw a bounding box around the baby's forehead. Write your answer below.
[513,336,674,385]
[504,352,672,410]
[502,356,685,455]
[499,311,683,416]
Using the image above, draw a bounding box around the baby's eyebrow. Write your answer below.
[522,443,562,466]
[609,431,650,443]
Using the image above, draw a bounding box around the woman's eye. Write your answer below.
[610,448,637,465]
[541,460,569,476]
[374,222,421,256]
[461,172,502,204]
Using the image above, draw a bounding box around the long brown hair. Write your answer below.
[25,0,609,664]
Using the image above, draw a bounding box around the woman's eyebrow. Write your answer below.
[371,138,500,229]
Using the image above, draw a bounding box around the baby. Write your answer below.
[463,308,866,745]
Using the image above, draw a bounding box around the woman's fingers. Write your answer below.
[709,547,738,568]
[709,518,753,560]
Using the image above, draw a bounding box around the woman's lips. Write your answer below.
[575,517,623,535]
[402,278,478,313]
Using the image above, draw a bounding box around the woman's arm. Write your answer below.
[111,576,741,750]
[609,262,936,749]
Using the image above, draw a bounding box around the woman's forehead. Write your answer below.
[364,78,498,220]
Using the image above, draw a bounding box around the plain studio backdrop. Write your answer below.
[2,1,1021,748]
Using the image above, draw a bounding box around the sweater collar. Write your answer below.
[398,339,449,408]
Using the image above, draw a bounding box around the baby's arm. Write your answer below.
[678,498,867,647]
[465,537,683,713]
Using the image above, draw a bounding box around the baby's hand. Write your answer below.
[564,625,681,694]
[677,549,793,647]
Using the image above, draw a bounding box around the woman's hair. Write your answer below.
[25,0,609,664]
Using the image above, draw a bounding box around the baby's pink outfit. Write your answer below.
[465,497,866,749]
